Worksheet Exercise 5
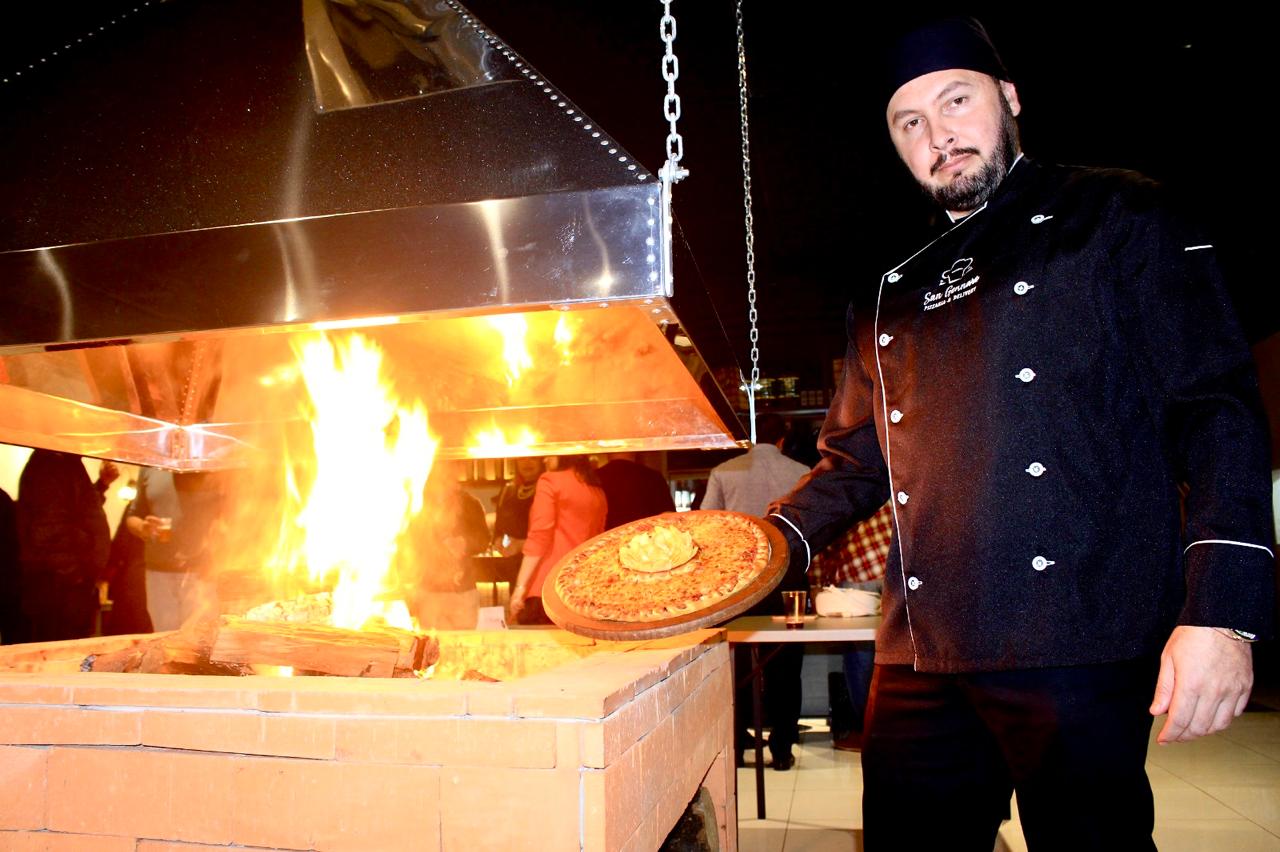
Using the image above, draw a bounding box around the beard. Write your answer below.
[922,95,1020,212]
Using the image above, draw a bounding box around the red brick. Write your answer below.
[335,716,450,764]
[0,707,141,747]
[621,805,662,852]
[253,678,469,717]
[46,747,237,843]
[511,685,608,720]
[69,674,260,710]
[702,749,734,852]
[639,717,678,815]
[0,830,137,851]
[335,717,556,768]
[0,678,74,706]
[441,766,579,852]
[603,686,661,766]
[582,742,643,852]
[556,723,582,769]
[137,843,289,852]
[142,710,335,759]
[653,670,686,719]
[228,757,440,852]
[580,721,606,770]
[451,718,558,768]
[462,683,515,717]
[0,747,47,831]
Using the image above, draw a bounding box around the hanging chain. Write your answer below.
[736,0,760,439]
[660,0,687,183]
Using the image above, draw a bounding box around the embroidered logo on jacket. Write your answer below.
[922,257,981,312]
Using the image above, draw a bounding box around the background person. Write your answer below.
[597,452,676,530]
[702,413,812,771]
[15,451,114,641]
[509,455,607,626]
[126,468,225,631]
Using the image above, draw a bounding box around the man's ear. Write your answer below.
[1000,80,1022,117]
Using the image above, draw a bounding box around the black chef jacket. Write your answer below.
[769,156,1276,673]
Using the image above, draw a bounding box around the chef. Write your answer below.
[765,17,1275,850]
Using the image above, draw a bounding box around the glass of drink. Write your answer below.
[156,517,173,543]
[782,591,807,629]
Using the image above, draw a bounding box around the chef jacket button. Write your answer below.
[1017,368,1036,383]
[890,409,903,423]
[907,576,922,591]
[1014,281,1034,296]
[887,272,902,283]
[1032,556,1055,571]
[1031,214,1054,224]
[879,333,893,347]
[897,491,909,505]
[1026,462,1046,477]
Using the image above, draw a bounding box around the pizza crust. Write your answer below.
[552,512,772,623]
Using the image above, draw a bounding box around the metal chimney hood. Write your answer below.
[0,0,747,470]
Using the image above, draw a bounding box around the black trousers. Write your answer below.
[21,575,98,642]
[862,658,1160,852]
[734,643,804,759]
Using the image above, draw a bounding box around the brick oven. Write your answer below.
[0,628,735,851]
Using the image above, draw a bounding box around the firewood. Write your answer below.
[208,616,438,678]
[83,615,438,678]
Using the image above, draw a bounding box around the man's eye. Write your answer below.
[951,96,968,107]
[904,118,921,131]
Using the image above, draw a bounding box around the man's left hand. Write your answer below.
[1150,625,1253,744]
[96,460,120,490]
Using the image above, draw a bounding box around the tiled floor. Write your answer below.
[736,712,1280,851]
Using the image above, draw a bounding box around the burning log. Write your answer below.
[85,615,439,678]
[210,617,437,677]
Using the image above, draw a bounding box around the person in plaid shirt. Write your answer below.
[811,501,894,588]
[812,502,893,750]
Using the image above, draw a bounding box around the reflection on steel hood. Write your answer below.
[0,0,746,469]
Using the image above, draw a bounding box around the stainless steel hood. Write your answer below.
[0,0,747,470]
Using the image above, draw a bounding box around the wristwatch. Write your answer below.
[1216,627,1259,643]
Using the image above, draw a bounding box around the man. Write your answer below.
[404,460,491,630]
[0,486,24,643]
[597,452,676,530]
[765,17,1275,849]
[15,451,115,641]
[702,413,811,770]
[126,468,225,631]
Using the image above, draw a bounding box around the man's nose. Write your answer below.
[929,127,956,152]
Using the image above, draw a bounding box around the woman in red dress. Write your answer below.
[509,456,607,625]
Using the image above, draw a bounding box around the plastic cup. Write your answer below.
[782,590,807,628]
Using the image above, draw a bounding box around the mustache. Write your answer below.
[931,147,981,175]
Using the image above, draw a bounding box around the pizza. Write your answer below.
[551,511,773,623]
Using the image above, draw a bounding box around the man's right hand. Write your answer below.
[1150,625,1253,743]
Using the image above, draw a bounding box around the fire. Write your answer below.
[487,314,533,387]
[554,312,574,365]
[271,333,437,631]
[468,424,542,458]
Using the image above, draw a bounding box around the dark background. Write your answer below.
[2,2,1271,393]
[466,2,1276,392]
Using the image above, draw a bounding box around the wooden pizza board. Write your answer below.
[541,511,790,641]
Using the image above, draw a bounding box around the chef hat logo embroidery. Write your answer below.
[940,258,975,287]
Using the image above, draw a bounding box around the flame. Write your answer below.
[487,314,533,387]
[272,333,436,631]
[554,313,574,366]
[468,424,542,458]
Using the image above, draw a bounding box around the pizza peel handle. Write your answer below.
[542,511,789,641]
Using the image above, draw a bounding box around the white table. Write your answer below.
[724,615,880,820]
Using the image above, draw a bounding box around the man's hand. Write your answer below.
[97,461,120,489]
[1150,625,1253,744]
